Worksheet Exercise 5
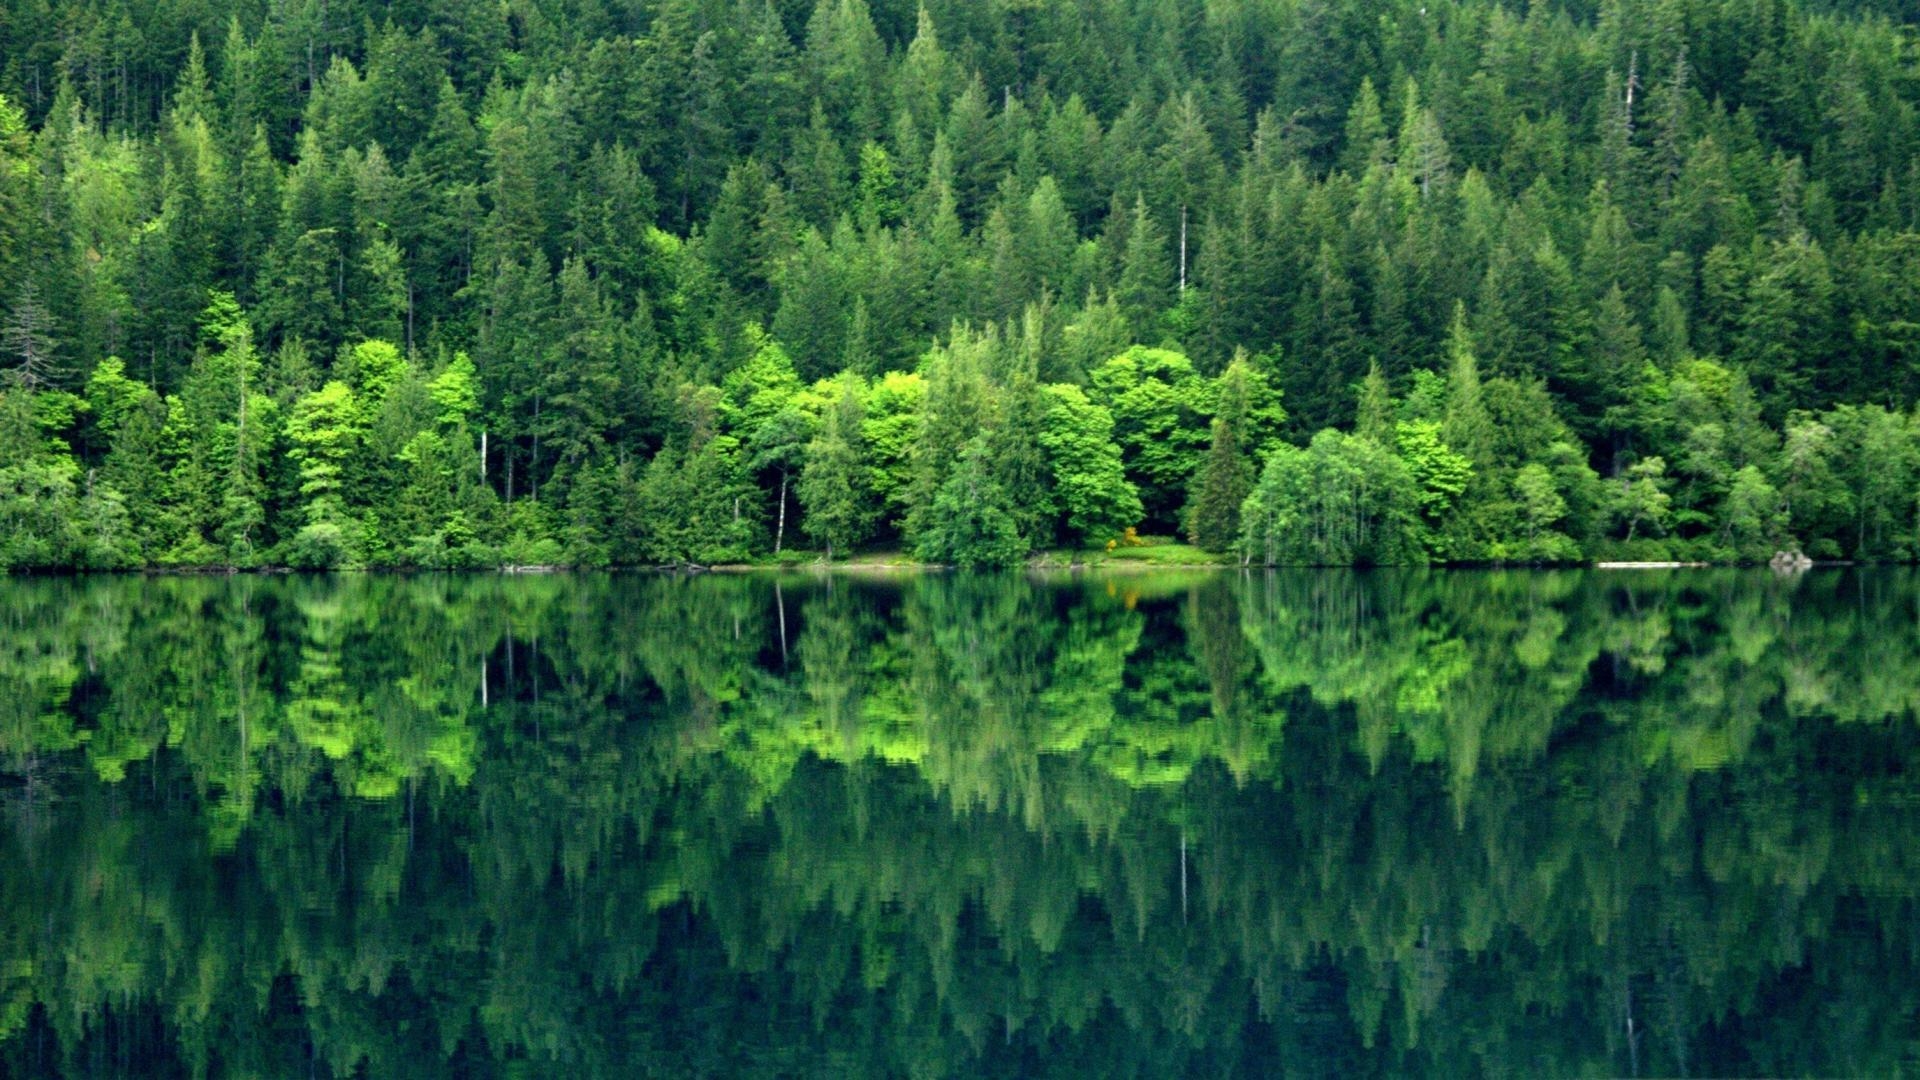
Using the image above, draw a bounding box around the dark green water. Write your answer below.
[2,570,1919,1078]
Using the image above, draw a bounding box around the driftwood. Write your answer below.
[1594,561,1708,569]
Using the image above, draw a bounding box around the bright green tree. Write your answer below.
[799,377,872,560]
[282,380,363,568]
[1613,457,1675,543]
[1088,346,1210,531]
[1038,384,1141,546]
[1240,430,1422,566]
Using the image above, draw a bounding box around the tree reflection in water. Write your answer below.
[2,569,1918,1077]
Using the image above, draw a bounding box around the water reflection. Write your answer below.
[4,570,1920,1076]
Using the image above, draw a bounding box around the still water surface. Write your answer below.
[3,569,1919,1077]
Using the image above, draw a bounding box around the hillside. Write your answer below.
[0,0,1917,567]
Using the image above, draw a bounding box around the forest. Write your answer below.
[1,0,1919,568]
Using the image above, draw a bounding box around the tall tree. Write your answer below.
[799,375,871,560]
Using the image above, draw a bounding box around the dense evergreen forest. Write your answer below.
[1,0,1918,568]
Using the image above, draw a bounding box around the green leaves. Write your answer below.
[285,380,361,504]
[427,352,479,429]
[1089,346,1210,530]
[798,377,872,559]
[0,0,1917,571]
[1396,420,1472,519]
[1241,430,1422,567]
[1186,418,1247,553]
[913,439,1027,569]
[1039,384,1140,545]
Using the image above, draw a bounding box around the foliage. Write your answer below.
[913,439,1026,569]
[0,0,1917,567]
[797,376,870,559]
[1038,384,1140,546]
[1240,430,1422,566]
[1186,418,1249,552]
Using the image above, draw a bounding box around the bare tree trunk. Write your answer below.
[1178,205,1188,293]
[1179,833,1188,921]
[774,471,788,554]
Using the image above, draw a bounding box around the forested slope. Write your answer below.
[0,0,1917,567]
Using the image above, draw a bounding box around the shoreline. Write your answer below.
[0,558,1878,577]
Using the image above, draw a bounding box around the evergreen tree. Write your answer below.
[0,0,1914,569]
[167,293,274,565]
[914,438,1026,568]
[1115,194,1172,338]
[282,379,363,567]
[1186,418,1246,552]
[1355,360,1394,446]
[1440,306,1494,470]
[2,281,66,389]
[1184,350,1278,552]
[798,376,871,560]
[984,344,1054,546]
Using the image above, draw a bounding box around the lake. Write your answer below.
[2,569,1918,1077]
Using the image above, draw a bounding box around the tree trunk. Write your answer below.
[530,396,541,502]
[775,471,788,554]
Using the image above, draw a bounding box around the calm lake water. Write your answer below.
[2,569,1918,1077]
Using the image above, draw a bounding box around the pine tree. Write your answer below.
[1340,77,1390,177]
[903,325,997,545]
[1355,360,1394,446]
[1115,194,1172,338]
[799,376,871,559]
[0,0,1915,571]
[985,346,1054,547]
[0,94,29,306]
[1187,418,1247,552]
[1441,306,1494,469]
[2,281,66,389]
[915,437,1026,568]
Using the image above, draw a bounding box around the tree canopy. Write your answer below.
[1,0,1918,567]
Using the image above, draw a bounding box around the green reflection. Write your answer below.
[4,570,1920,1077]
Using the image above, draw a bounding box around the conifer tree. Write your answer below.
[799,375,871,560]
[1186,418,1246,552]
[915,438,1026,569]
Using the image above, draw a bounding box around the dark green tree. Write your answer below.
[914,437,1026,568]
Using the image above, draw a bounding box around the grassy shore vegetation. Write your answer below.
[2,0,1920,569]
[735,534,1236,570]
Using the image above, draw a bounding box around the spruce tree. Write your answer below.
[799,377,871,560]
[1186,418,1247,552]
[915,438,1026,569]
